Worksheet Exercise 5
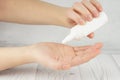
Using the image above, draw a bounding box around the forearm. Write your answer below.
[0,46,33,71]
[0,0,70,27]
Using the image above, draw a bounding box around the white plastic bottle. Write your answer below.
[62,12,108,44]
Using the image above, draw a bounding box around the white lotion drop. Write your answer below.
[62,12,108,44]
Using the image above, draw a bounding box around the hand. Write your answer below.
[66,0,103,39]
[28,42,103,70]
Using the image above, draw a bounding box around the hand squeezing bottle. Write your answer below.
[62,12,108,44]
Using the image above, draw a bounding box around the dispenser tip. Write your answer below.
[62,34,74,44]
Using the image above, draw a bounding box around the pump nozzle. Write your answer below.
[62,33,75,44]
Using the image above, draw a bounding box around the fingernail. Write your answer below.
[99,8,103,12]
[79,20,85,25]
[93,11,99,17]
[87,15,92,21]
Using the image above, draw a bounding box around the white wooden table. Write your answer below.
[0,53,120,80]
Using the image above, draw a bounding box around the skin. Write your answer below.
[0,0,103,38]
[0,42,102,71]
[0,0,103,71]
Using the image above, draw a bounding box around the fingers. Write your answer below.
[73,2,93,21]
[71,43,103,66]
[74,45,91,51]
[71,46,94,66]
[87,32,94,38]
[67,0,103,25]
[79,47,100,64]
[50,43,103,70]
[94,42,103,49]
[90,0,103,12]
[73,42,103,51]
[67,9,85,25]
[82,0,99,17]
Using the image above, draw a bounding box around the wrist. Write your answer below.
[25,43,44,63]
[0,46,35,71]
[18,46,36,64]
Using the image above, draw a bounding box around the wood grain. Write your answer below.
[0,54,120,80]
[0,64,38,80]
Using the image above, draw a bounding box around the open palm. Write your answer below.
[31,42,102,70]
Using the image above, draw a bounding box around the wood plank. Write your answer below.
[0,55,120,80]
[36,54,120,80]
[35,65,70,80]
[0,63,37,80]
[89,54,120,80]
[112,55,120,67]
